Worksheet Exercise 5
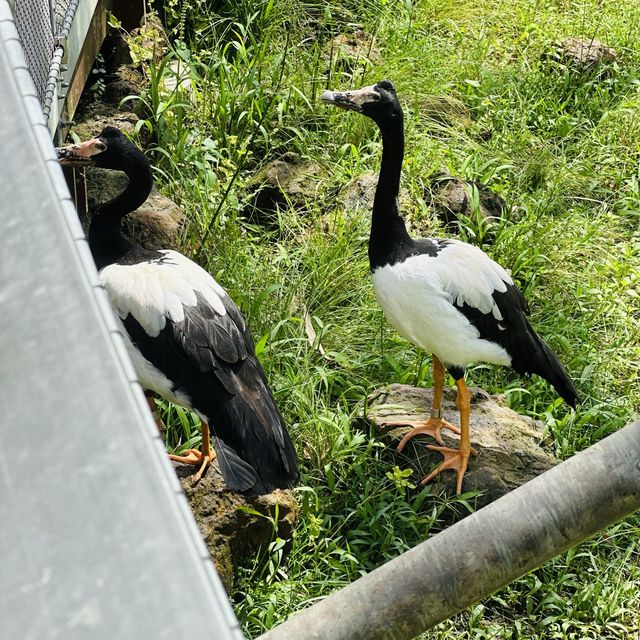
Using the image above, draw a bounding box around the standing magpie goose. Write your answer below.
[321,81,577,494]
[58,127,298,494]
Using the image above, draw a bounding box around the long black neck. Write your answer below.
[368,114,413,270]
[88,155,153,270]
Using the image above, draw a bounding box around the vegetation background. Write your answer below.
[123,0,640,637]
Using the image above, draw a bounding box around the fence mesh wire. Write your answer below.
[52,0,72,34]
[14,0,77,121]
[14,0,55,104]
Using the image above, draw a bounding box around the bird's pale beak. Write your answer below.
[56,137,106,166]
[320,85,379,112]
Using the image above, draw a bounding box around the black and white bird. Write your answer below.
[58,127,298,494]
[321,81,577,494]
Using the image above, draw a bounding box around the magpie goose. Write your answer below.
[321,81,577,494]
[58,127,298,494]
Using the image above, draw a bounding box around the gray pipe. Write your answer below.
[260,421,640,640]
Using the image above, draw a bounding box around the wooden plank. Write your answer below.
[58,0,107,141]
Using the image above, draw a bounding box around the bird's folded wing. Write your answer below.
[100,250,254,390]
[432,239,526,320]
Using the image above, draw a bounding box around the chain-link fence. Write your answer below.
[14,0,79,123]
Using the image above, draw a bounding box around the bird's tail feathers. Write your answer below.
[524,322,578,408]
[215,358,299,494]
[212,434,258,493]
[233,382,299,491]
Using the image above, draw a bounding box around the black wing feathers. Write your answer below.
[177,292,248,369]
[456,281,577,407]
[123,291,298,494]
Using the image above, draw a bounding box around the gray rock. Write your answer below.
[366,384,557,509]
[544,37,618,71]
[340,171,379,213]
[74,167,185,250]
[340,171,411,215]
[324,30,381,72]
[245,152,325,226]
[70,103,152,148]
[425,170,506,230]
[101,64,146,107]
[175,462,298,592]
[72,105,140,139]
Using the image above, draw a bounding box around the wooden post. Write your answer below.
[58,0,108,141]
[260,421,640,640]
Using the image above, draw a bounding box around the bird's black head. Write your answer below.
[320,80,403,126]
[57,126,147,173]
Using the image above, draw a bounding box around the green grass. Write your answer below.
[134,0,640,637]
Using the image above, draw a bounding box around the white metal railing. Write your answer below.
[12,0,94,139]
[0,3,245,637]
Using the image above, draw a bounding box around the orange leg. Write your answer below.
[146,395,165,432]
[145,395,214,486]
[393,355,461,449]
[422,378,474,495]
[169,421,216,486]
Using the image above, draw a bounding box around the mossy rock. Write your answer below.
[175,462,298,592]
[424,170,507,233]
[245,152,326,227]
[365,384,558,510]
[72,167,185,251]
[543,37,619,73]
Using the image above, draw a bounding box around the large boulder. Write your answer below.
[366,384,558,509]
[175,463,298,592]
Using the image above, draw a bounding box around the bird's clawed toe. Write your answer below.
[390,418,461,450]
[168,448,202,465]
[191,453,215,486]
[422,445,474,495]
[169,449,217,486]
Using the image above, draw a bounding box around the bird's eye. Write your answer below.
[96,141,107,152]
